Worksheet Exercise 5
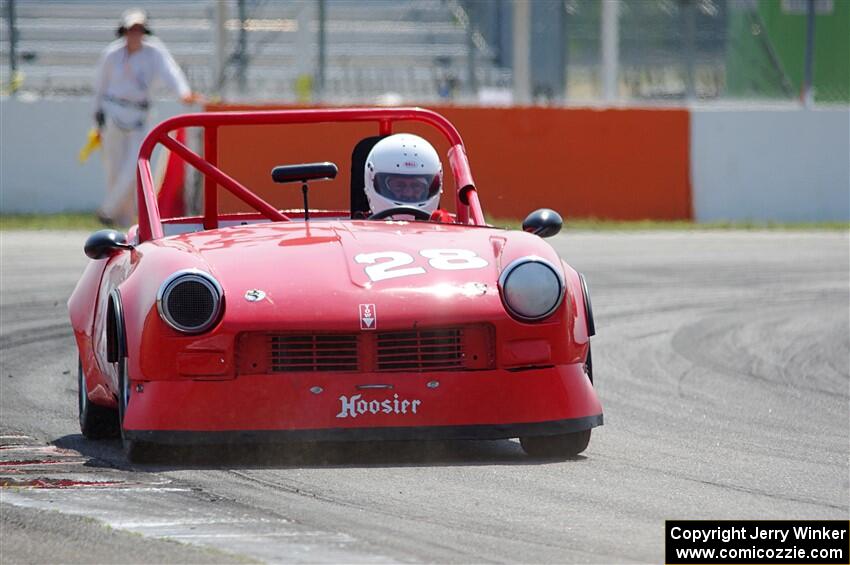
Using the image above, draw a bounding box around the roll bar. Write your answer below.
[136,107,484,242]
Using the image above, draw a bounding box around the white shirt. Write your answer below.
[94,37,190,129]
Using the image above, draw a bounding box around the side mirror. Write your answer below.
[522,208,563,238]
[84,229,132,260]
[271,162,338,184]
[271,162,338,222]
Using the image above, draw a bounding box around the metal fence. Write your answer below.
[1,0,847,104]
[467,0,847,104]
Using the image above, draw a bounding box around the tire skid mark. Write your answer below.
[669,308,849,399]
[224,468,629,563]
[0,327,73,350]
[227,468,521,564]
[595,453,846,512]
[225,469,511,562]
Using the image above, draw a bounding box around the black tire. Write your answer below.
[117,357,155,463]
[78,359,119,439]
[520,429,591,458]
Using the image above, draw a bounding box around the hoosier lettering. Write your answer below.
[337,393,421,419]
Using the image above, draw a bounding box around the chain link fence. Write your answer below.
[469,0,847,104]
[1,0,847,104]
[561,0,729,101]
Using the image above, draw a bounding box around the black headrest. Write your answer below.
[350,135,387,218]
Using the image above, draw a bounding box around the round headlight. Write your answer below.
[157,270,223,333]
[498,257,565,321]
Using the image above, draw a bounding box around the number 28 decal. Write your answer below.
[355,249,488,282]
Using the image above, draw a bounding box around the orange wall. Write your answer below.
[205,104,692,220]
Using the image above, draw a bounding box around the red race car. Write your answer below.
[69,108,602,462]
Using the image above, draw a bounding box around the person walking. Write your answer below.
[93,8,197,226]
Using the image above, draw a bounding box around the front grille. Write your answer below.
[238,325,493,375]
[376,328,464,372]
[270,334,359,372]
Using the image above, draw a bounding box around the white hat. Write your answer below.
[117,8,151,36]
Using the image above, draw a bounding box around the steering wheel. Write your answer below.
[368,206,432,221]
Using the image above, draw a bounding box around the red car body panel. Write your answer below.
[68,108,602,444]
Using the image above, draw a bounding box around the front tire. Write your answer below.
[520,429,591,458]
[78,359,118,439]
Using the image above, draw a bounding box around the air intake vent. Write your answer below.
[167,281,215,327]
[376,328,464,372]
[157,271,222,334]
[270,334,359,372]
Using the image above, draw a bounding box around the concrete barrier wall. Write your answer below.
[691,108,850,222]
[2,99,847,222]
[0,98,182,213]
[207,103,693,221]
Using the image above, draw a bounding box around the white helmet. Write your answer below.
[364,134,443,216]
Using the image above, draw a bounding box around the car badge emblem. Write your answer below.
[360,304,376,330]
[244,289,266,302]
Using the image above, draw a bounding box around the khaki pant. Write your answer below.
[99,120,146,226]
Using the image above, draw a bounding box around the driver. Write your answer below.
[364,134,450,221]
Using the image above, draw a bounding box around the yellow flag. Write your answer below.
[295,74,313,104]
[78,128,102,163]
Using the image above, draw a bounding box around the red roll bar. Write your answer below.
[136,107,484,242]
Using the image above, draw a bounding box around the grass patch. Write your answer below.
[0,213,103,231]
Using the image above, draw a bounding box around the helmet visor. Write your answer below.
[374,173,440,204]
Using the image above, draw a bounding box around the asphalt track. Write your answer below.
[1,229,848,564]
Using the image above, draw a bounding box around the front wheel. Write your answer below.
[520,429,591,458]
[78,359,118,439]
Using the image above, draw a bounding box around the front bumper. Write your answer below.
[123,362,603,442]
[125,414,602,444]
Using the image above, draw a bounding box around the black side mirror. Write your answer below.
[84,229,132,260]
[522,208,563,238]
[271,162,338,184]
[271,162,338,222]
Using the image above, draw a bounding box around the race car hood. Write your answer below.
[156,220,563,331]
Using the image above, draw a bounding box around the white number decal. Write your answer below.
[357,249,488,282]
[420,249,489,271]
[355,252,426,282]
